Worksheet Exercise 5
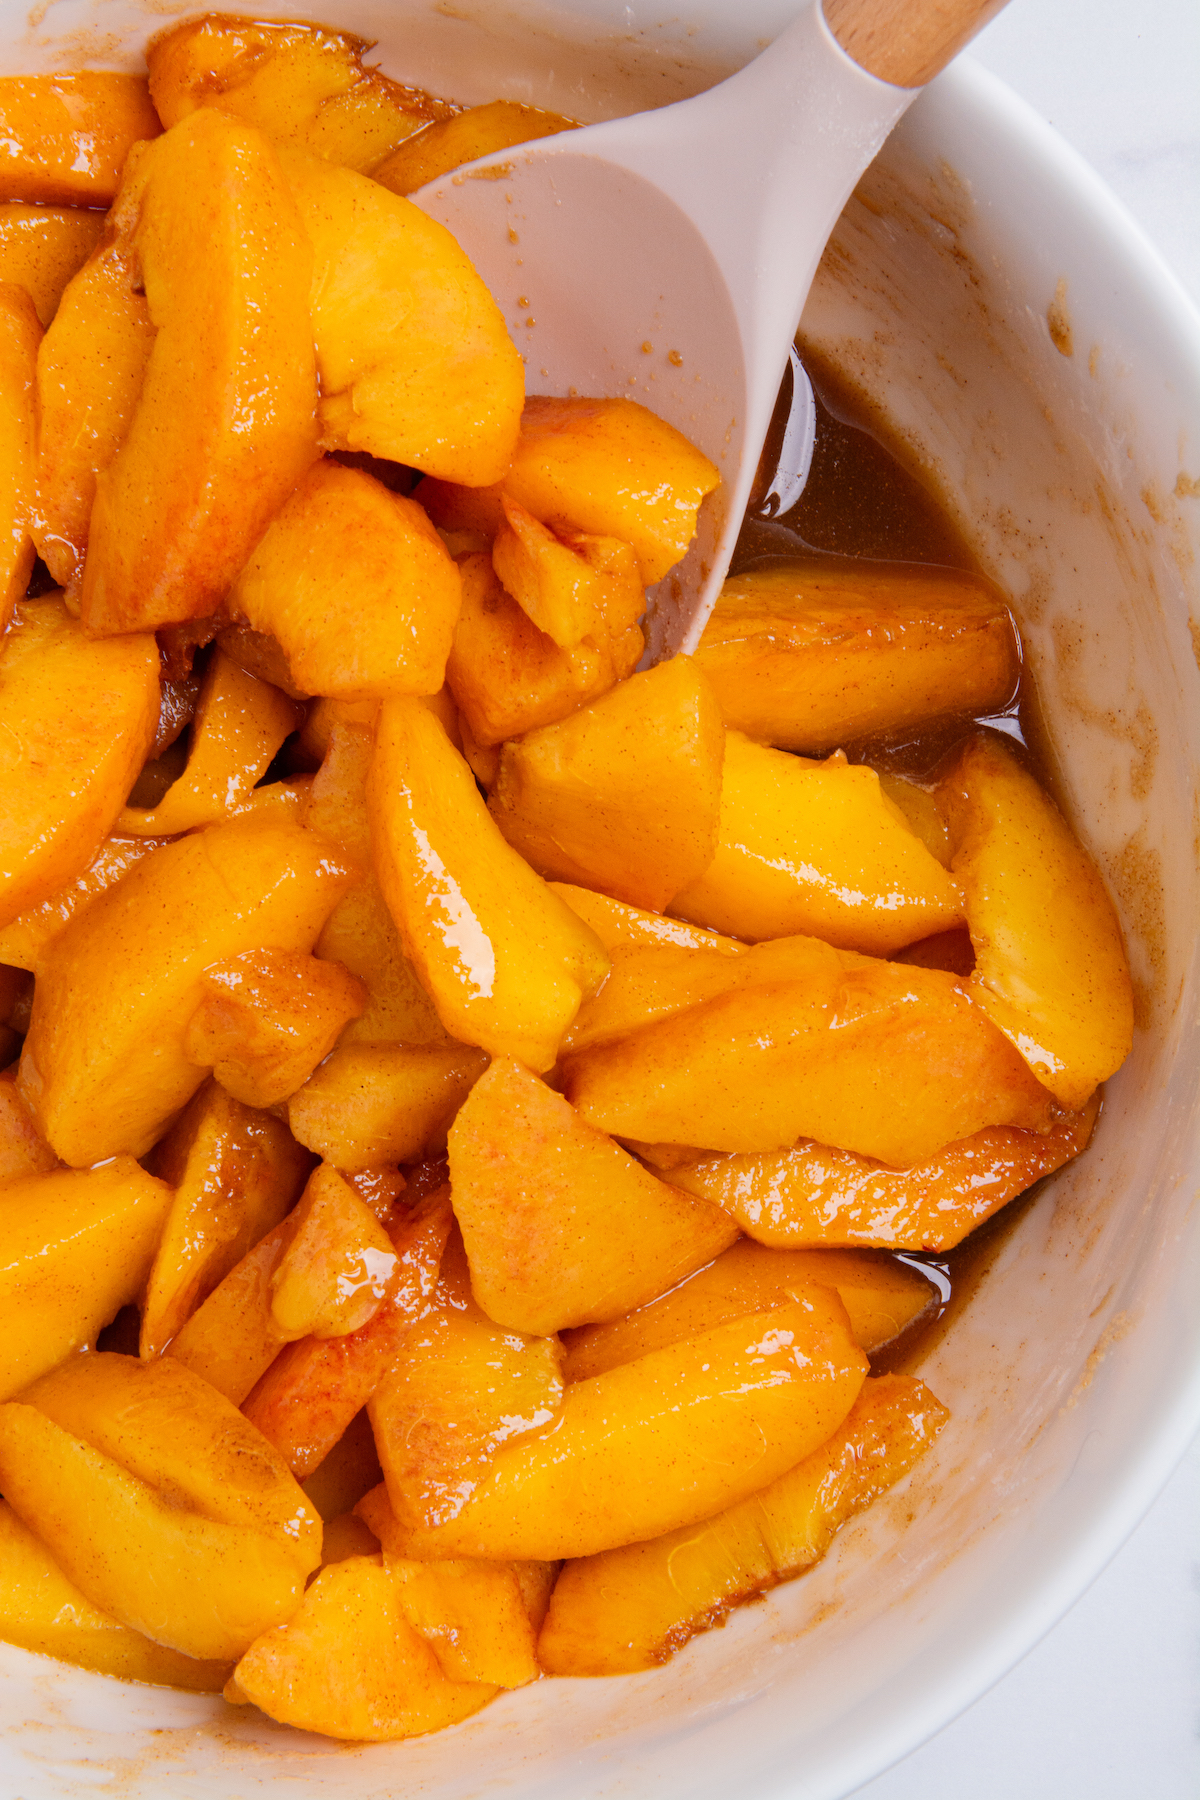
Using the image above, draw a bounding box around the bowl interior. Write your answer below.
[1,6,1198,1797]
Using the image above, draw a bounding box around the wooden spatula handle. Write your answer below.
[823,0,1008,86]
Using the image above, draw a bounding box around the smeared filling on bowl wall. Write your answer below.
[0,12,1133,1742]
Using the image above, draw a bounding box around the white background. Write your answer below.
[851,0,1200,1794]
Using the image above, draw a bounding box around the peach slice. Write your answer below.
[373,99,577,195]
[0,75,160,206]
[0,1065,56,1185]
[81,109,319,634]
[399,1290,866,1562]
[166,1217,298,1407]
[242,1191,452,1479]
[270,1166,398,1340]
[692,560,1020,753]
[670,730,964,954]
[139,1081,311,1360]
[665,1097,1100,1252]
[0,1160,173,1400]
[937,734,1133,1109]
[0,1500,231,1691]
[0,1354,321,1661]
[560,1239,937,1379]
[488,658,725,912]
[448,1058,738,1336]
[230,460,463,700]
[288,1041,488,1170]
[491,495,642,657]
[0,837,165,975]
[368,1229,564,1531]
[116,651,301,838]
[538,1373,948,1673]
[368,696,609,1069]
[33,206,156,592]
[549,882,747,955]
[446,552,642,747]
[564,941,1057,1168]
[503,396,720,586]
[148,14,450,171]
[0,283,39,631]
[183,948,367,1109]
[18,816,353,1166]
[0,204,105,326]
[228,1554,496,1740]
[282,150,523,486]
[0,598,159,931]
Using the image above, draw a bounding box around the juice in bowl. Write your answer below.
[0,3,1196,1796]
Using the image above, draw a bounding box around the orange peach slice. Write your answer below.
[228,1554,496,1740]
[139,1081,311,1360]
[230,460,463,700]
[692,560,1020,753]
[81,110,319,634]
[0,75,160,206]
[282,150,523,486]
[0,204,105,327]
[538,1373,948,1674]
[373,99,577,195]
[270,1166,397,1340]
[549,882,747,954]
[504,396,720,586]
[488,658,725,913]
[448,1058,738,1336]
[0,1354,321,1661]
[0,1161,173,1400]
[670,731,964,954]
[399,1289,866,1561]
[368,696,609,1068]
[18,816,353,1166]
[183,948,366,1109]
[288,1041,488,1170]
[0,598,159,931]
[664,1097,1100,1252]
[938,734,1133,1108]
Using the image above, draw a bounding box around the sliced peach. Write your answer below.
[368,696,609,1068]
[448,1058,737,1336]
[693,560,1020,752]
[400,1290,866,1562]
[0,1354,321,1661]
[270,1166,397,1340]
[282,151,523,486]
[148,14,448,171]
[561,1239,937,1379]
[166,1217,298,1406]
[670,731,964,954]
[0,1160,173,1400]
[938,734,1133,1108]
[373,99,577,195]
[538,1373,948,1673]
[549,882,747,955]
[389,1556,541,1688]
[0,204,105,326]
[288,1041,488,1170]
[183,949,366,1108]
[504,396,719,585]
[33,211,156,591]
[0,598,159,931]
[0,838,165,975]
[0,1500,231,1691]
[228,1554,496,1740]
[81,110,319,634]
[564,942,1057,1167]
[230,460,463,700]
[0,282,39,630]
[242,1191,452,1479]
[491,495,642,654]
[0,1065,55,1185]
[446,552,640,747]
[0,75,160,206]
[139,1082,311,1360]
[368,1231,563,1529]
[18,816,353,1166]
[665,1097,1100,1252]
[489,658,725,912]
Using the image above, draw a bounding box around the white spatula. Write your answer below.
[413,0,1006,657]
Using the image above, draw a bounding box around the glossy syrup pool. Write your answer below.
[739,343,1074,1371]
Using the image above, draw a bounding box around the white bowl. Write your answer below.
[2,5,1198,1796]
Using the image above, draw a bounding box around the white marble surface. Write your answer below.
[850,1,1200,1794]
